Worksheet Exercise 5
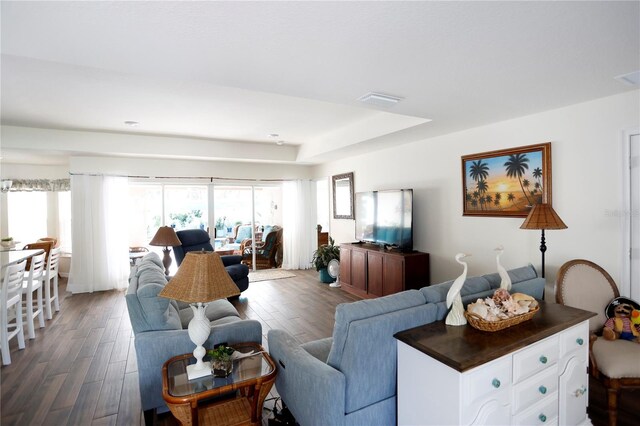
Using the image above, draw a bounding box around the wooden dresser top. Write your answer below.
[394,301,595,372]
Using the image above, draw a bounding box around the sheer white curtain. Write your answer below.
[282,180,317,270]
[68,175,130,293]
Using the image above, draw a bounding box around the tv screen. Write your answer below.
[355,189,413,251]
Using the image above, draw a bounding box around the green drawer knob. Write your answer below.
[539,414,547,422]
[539,355,548,364]
[492,378,501,388]
[576,338,584,345]
[539,385,547,394]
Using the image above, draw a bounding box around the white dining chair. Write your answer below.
[44,247,61,320]
[1,259,28,365]
[22,252,46,339]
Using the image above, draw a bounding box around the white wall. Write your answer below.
[314,91,640,290]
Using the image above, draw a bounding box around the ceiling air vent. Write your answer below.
[615,70,640,86]
[357,92,403,108]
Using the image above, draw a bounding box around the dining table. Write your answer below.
[1,249,45,270]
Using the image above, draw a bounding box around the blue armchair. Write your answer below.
[172,229,250,292]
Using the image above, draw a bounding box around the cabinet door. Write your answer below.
[340,247,352,287]
[351,249,367,291]
[383,255,404,295]
[367,252,384,296]
[559,355,588,426]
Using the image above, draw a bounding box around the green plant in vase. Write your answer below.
[207,345,234,377]
[311,237,340,283]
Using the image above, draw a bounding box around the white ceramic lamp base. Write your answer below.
[187,302,213,380]
[329,282,341,288]
[187,361,212,380]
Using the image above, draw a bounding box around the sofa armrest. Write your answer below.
[134,319,262,412]
[268,329,346,426]
[221,254,242,266]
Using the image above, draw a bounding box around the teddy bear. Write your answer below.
[602,296,640,343]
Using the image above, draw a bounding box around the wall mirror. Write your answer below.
[332,172,354,219]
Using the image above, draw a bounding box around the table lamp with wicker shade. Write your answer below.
[520,203,567,279]
[159,251,240,380]
[149,226,181,275]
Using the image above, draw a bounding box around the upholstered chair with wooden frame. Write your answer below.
[241,226,283,269]
[556,259,640,426]
[22,241,54,270]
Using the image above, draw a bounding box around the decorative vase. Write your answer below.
[319,268,336,283]
[211,358,233,377]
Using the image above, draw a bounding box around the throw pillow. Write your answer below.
[235,225,252,243]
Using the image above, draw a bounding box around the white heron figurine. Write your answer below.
[446,253,471,326]
[495,245,512,290]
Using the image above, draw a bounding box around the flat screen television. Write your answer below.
[355,189,413,251]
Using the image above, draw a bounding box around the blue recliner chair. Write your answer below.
[172,229,250,292]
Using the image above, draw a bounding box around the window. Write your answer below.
[165,185,208,232]
[7,192,48,245]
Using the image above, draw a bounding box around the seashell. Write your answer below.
[468,300,489,319]
[492,288,511,304]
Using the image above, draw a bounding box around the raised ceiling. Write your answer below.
[1,1,638,165]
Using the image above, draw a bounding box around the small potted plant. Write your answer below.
[207,345,234,377]
[1,237,14,248]
[311,237,340,283]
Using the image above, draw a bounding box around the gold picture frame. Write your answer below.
[462,142,551,217]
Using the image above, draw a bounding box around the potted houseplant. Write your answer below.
[1,237,14,248]
[207,345,234,377]
[311,237,340,283]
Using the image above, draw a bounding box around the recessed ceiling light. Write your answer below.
[268,133,279,138]
[615,70,640,86]
[358,92,403,108]
[276,141,284,146]
[124,120,139,127]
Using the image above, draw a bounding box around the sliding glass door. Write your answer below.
[128,182,283,272]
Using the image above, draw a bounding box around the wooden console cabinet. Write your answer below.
[395,302,595,426]
[339,243,429,298]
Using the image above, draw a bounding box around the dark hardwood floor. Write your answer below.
[1,270,636,425]
[0,270,357,425]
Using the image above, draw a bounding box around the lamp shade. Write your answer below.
[149,226,181,247]
[159,251,240,303]
[520,203,567,230]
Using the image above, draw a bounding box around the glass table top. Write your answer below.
[167,344,274,398]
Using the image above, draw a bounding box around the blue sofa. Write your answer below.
[268,264,544,426]
[172,229,250,292]
[125,252,262,417]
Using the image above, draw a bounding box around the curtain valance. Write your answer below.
[8,179,71,192]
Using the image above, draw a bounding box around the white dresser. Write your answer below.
[395,301,595,426]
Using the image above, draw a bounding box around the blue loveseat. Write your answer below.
[125,252,262,417]
[268,264,544,426]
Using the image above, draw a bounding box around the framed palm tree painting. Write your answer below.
[462,142,551,217]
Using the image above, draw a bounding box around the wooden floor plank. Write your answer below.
[18,372,67,425]
[93,360,127,419]
[67,380,103,426]
[50,356,92,410]
[84,341,116,384]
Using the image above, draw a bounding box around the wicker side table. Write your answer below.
[162,342,276,426]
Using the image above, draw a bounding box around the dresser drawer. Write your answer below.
[512,365,559,413]
[513,335,559,383]
[513,393,559,426]
[463,356,511,414]
[560,322,589,359]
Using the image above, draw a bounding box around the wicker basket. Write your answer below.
[464,305,540,332]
